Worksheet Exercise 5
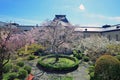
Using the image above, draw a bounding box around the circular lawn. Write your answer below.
[37,54,80,73]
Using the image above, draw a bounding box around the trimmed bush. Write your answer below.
[37,54,80,73]
[3,63,12,73]
[18,69,28,79]
[90,72,94,80]
[73,50,83,59]
[115,55,120,61]
[28,55,35,60]
[8,72,18,80]
[12,65,20,72]
[88,66,95,73]
[88,65,95,80]
[3,72,18,80]
[94,55,120,80]
[3,73,9,80]
[89,72,94,80]
[24,65,31,74]
[83,56,89,62]
[17,43,45,56]
[14,78,20,80]
[16,61,24,67]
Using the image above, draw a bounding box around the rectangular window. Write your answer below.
[116,34,118,41]
[108,35,111,40]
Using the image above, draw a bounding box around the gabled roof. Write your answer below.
[53,15,69,23]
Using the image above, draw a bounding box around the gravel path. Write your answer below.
[25,60,90,80]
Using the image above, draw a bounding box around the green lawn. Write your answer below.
[43,57,75,68]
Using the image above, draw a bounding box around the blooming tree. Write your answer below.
[74,36,110,62]
[0,25,36,79]
[0,27,19,79]
[106,40,120,55]
[33,20,75,61]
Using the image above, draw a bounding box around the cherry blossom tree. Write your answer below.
[75,36,110,62]
[0,25,36,79]
[0,27,19,80]
[106,40,120,55]
[33,20,75,61]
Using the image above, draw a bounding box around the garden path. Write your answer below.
[25,59,90,80]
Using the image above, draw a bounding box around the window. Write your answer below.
[87,34,90,37]
[83,34,86,38]
[116,34,119,41]
[108,35,111,40]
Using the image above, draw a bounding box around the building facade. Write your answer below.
[0,15,120,41]
[75,24,120,41]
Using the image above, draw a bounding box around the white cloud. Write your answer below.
[79,4,85,11]
[87,14,105,19]
[109,17,120,22]
[80,13,120,26]
[84,13,120,22]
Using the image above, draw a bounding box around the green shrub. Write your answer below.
[3,73,9,80]
[12,65,20,72]
[3,72,18,80]
[61,76,73,80]
[14,78,20,80]
[28,55,35,60]
[73,50,83,59]
[18,69,28,79]
[24,65,31,74]
[88,66,95,73]
[115,55,120,61]
[83,56,89,62]
[8,72,18,80]
[16,61,24,67]
[3,63,12,73]
[90,72,94,80]
[37,54,80,72]
[88,65,95,80]
[94,55,120,80]
[17,43,45,55]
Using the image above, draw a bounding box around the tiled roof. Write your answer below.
[75,25,120,32]
[53,15,69,23]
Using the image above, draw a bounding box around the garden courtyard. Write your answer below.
[0,20,120,80]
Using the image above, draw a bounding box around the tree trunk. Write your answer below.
[55,47,59,62]
[55,54,59,62]
[0,62,3,80]
[0,70,3,80]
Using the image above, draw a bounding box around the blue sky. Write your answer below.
[0,0,120,27]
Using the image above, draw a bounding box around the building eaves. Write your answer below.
[75,25,120,32]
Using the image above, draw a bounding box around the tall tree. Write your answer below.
[34,20,74,61]
[0,26,17,80]
[0,26,31,79]
[75,36,110,62]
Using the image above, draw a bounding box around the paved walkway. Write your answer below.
[25,60,90,80]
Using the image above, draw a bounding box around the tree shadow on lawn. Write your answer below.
[36,63,79,74]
